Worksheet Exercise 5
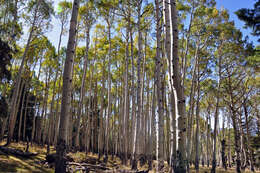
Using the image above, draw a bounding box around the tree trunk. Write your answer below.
[187,41,199,170]
[163,0,177,167]
[130,25,137,169]
[228,115,231,168]
[31,57,43,144]
[55,0,79,172]
[155,0,164,170]
[53,73,62,146]
[98,57,105,158]
[211,52,222,173]
[169,0,187,171]
[122,22,130,165]
[221,139,227,170]
[47,70,59,150]
[206,107,211,167]
[23,90,30,141]
[231,113,241,173]
[42,70,51,144]
[75,26,90,149]
[195,70,201,173]
[132,1,143,169]
[18,84,27,142]
[104,19,113,162]
[244,102,255,172]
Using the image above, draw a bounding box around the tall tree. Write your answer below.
[55,0,79,172]
[170,0,187,172]
[155,0,164,170]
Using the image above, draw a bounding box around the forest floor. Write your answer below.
[0,141,259,173]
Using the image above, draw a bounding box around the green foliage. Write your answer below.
[0,39,13,83]
[235,1,260,38]
[245,45,260,72]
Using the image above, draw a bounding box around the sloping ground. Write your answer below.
[0,141,259,173]
[0,141,53,173]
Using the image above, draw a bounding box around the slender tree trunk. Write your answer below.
[145,75,150,162]
[169,0,187,171]
[147,82,152,170]
[244,102,255,172]
[206,107,211,167]
[130,26,137,168]
[181,3,194,87]
[42,70,51,144]
[122,24,130,165]
[228,115,231,168]
[195,70,201,173]
[47,23,63,149]
[1,117,8,141]
[98,61,105,159]
[148,84,156,170]
[211,85,220,173]
[225,63,242,173]
[132,1,143,169]
[47,71,59,152]
[187,41,199,170]
[155,0,164,170]
[211,53,222,173]
[231,111,241,173]
[54,73,62,146]
[18,84,27,142]
[31,57,43,144]
[13,81,25,141]
[163,0,176,167]
[86,73,93,153]
[140,33,147,165]
[104,18,113,162]
[55,0,79,172]
[75,27,90,149]
[239,110,247,170]
[23,91,29,141]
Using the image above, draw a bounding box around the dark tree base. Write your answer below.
[55,140,67,173]
[139,154,146,167]
[131,158,137,170]
[103,154,108,164]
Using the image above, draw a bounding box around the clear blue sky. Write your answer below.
[47,0,259,49]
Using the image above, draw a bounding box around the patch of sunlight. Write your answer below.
[68,152,87,162]
[9,155,33,169]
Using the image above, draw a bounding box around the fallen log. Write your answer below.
[67,162,110,170]
[0,146,38,157]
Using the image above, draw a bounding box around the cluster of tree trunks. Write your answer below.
[1,0,259,173]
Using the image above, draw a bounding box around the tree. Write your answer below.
[155,0,164,170]
[55,0,80,172]
[235,1,260,39]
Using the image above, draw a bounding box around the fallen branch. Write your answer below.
[0,146,38,157]
[67,162,110,170]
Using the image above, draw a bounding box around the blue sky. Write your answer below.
[47,0,259,49]
[216,0,258,45]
